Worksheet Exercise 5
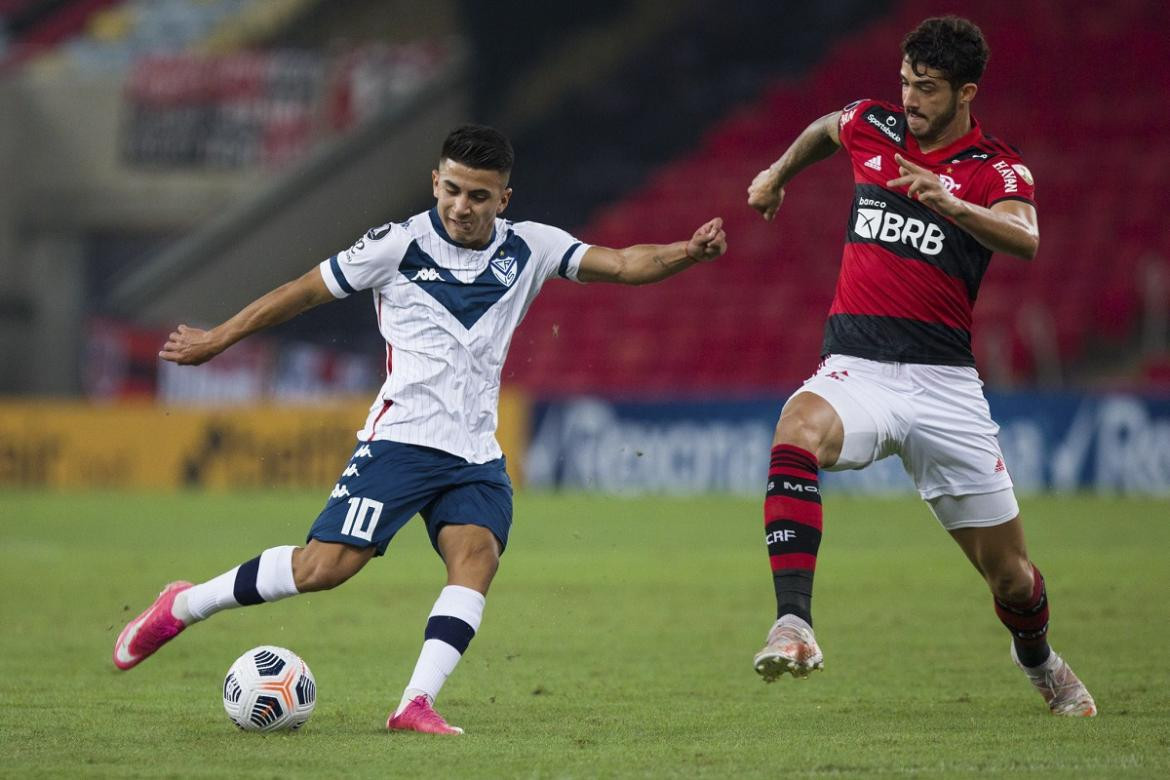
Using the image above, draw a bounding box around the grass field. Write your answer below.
[1,491,1167,778]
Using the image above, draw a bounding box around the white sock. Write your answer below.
[176,545,299,623]
[396,585,485,714]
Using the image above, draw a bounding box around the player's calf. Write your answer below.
[113,545,306,670]
[756,443,826,682]
[993,563,1052,668]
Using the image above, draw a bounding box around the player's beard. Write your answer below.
[907,95,959,145]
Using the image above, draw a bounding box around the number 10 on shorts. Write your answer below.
[341,497,384,542]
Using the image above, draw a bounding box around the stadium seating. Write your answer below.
[120,40,454,169]
[507,0,1170,394]
[0,0,120,69]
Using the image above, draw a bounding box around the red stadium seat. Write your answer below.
[507,0,1169,394]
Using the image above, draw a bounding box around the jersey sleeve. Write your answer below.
[980,155,1037,207]
[836,98,874,151]
[318,222,411,298]
[516,221,592,283]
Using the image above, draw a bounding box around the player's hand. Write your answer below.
[747,168,785,221]
[159,324,223,366]
[887,154,964,217]
[685,218,727,262]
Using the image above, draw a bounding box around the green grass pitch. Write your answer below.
[1,491,1167,778]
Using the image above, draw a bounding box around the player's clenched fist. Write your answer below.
[747,168,786,221]
[686,217,728,262]
[159,324,222,366]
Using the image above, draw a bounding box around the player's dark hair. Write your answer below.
[902,16,989,88]
[440,124,514,174]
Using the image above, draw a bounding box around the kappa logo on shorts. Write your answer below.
[354,445,373,459]
[330,483,350,499]
[342,464,360,478]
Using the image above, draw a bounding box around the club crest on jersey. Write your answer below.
[938,173,961,193]
[490,254,517,287]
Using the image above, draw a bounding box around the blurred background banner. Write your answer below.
[1,0,1168,494]
[0,399,373,490]
[526,394,1170,496]
[0,389,529,490]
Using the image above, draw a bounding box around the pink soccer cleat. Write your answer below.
[386,695,464,735]
[113,581,192,670]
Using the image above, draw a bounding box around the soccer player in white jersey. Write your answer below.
[113,125,727,734]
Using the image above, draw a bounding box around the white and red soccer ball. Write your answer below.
[223,646,316,732]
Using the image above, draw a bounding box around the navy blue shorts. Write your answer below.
[307,440,512,557]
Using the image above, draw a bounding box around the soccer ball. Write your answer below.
[223,646,316,732]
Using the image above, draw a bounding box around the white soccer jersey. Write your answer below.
[318,208,590,463]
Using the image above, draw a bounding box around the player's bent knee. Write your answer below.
[986,563,1034,603]
[292,541,372,592]
[449,542,499,576]
[775,394,844,465]
[439,525,501,590]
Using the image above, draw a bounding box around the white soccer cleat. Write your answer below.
[753,617,824,682]
[1011,643,1097,717]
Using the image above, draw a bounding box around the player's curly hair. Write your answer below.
[441,124,514,174]
[902,16,989,88]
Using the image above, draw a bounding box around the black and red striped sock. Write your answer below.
[764,444,823,625]
[994,563,1052,667]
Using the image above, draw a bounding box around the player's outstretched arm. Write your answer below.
[887,153,1039,260]
[747,111,842,221]
[159,267,335,365]
[576,218,727,285]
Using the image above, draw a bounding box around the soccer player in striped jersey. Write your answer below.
[113,125,727,734]
[745,16,1095,716]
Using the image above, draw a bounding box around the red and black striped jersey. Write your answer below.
[824,98,1036,365]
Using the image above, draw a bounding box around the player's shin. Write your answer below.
[765,444,823,625]
[175,545,300,623]
[396,585,485,714]
[994,563,1052,668]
